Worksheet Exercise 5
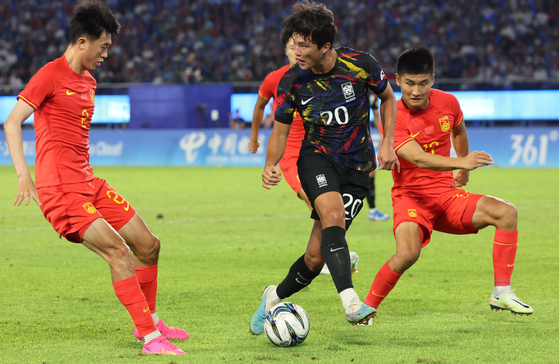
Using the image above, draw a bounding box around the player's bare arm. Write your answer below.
[4,99,41,206]
[451,122,471,187]
[262,121,290,189]
[398,139,493,171]
[376,82,400,172]
[249,95,271,153]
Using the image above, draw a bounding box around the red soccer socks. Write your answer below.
[113,276,156,337]
[135,264,158,314]
[365,261,403,309]
[493,229,518,287]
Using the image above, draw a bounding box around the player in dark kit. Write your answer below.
[364,47,533,318]
[249,1,399,334]
[4,0,186,355]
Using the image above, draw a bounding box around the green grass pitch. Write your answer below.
[1,166,558,363]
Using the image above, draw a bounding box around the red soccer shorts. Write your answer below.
[278,148,302,195]
[38,177,136,243]
[392,188,483,247]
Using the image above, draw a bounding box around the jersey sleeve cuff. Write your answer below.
[17,94,38,110]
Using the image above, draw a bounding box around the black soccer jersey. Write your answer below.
[275,47,388,171]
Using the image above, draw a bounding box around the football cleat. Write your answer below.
[250,285,279,335]
[489,290,533,316]
[142,335,186,355]
[346,299,377,325]
[134,320,189,341]
[368,209,389,221]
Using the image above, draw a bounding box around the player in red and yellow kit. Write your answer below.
[248,33,310,210]
[364,47,533,318]
[4,0,186,355]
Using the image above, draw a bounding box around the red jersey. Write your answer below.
[18,55,96,188]
[392,88,464,193]
[259,64,305,151]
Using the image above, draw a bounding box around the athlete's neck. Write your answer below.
[64,46,86,75]
[311,49,337,74]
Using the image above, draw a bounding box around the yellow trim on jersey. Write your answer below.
[394,131,421,152]
[455,114,464,127]
[18,95,38,110]
[258,90,270,101]
[315,81,327,91]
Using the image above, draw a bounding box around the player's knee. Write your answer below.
[106,238,132,263]
[396,248,420,268]
[319,208,345,228]
[498,200,517,229]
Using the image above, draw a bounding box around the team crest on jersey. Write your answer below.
[83,202,97,214]
[316,174,328,188]
[341,82,356,102]
[90,89,95,105]
[407,209,417,217]
[439,116,450,132]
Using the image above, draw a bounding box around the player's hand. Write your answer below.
[262,165,282,190]
[377,144,400,172]
[462,151,493,171]
[248,138,260,154]
[453,169,470,187]
[14,175,41,206]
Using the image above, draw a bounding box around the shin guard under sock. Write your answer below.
[320,226,352,293]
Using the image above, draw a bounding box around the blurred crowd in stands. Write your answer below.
[1,0,558,89]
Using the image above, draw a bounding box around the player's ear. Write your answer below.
[77,36,88,50]
[395,73,401,86]
[322,42,332,54]
[431,73,435,85]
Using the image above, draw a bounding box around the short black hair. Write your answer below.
[281,30,292,47]
[396,47,435,75]
[69,0,120,44]
[281,0,336,49]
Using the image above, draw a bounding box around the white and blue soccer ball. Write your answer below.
[264,302,310,347]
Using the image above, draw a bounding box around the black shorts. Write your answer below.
[297,153,369,228]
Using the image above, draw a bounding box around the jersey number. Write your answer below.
[423,141,439,154]
[81,109,89,129]
[343,193,363,220]
[321,106,349,126]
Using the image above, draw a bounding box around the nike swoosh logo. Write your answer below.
[507,264,514,267]
[66,90,77,95]
[295,278,307,285]
[511,299,530,308]
[301,97,314,105]
[330,247,344,252]
[143,308,150,313]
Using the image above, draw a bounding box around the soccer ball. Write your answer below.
[264,302,310,347]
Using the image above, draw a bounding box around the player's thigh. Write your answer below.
[434,189,483,235]
[118,212,160,256]
[38,182,104,243]
[394,222,423,258]
[339,168,369,230]
[93,177,137,233]
[392,194,436,247]
[297,153,342,220]
[81,217,131,263]
[471,195,517,230]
